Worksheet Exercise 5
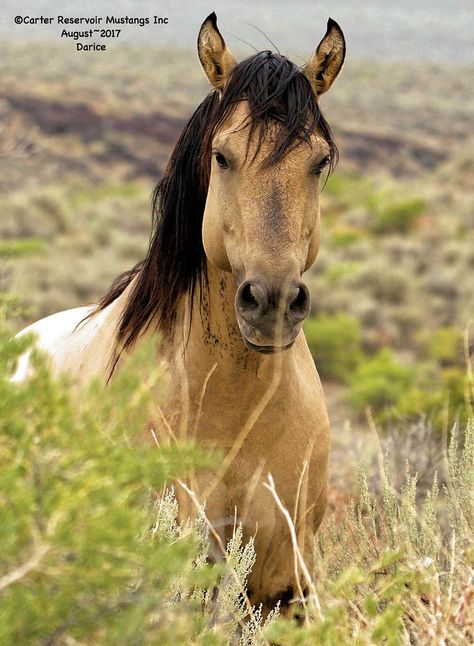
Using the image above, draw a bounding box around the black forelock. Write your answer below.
[212,51,338,168]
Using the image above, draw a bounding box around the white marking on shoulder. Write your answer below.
[11,306,94,383]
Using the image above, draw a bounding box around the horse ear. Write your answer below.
[303,18,346,96]
[198,12,237,92]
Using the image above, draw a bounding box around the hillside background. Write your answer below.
[0,3,473,494]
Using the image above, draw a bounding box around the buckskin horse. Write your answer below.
[14,13,346,612]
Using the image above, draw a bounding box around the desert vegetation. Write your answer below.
[0,317,472,643]
[0,41,473,643]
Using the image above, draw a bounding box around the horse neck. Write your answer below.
[177,261,279,377]
[185,262,246,358]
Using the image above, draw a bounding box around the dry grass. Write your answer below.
[147,415,473,644]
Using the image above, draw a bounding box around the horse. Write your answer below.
[13,13,346,612]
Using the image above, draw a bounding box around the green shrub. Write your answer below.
[349,348,472,428]
[0,316,220,644]
[70,182,142,207]
[324,173,372,205]
[0,238,45,259]
[425,326,465,367]
[370,196,425,235]
[323,262,359,286]
[415,365,471,428]
[305,313,363,382]
[348,349,415,419]
[330,226,366,248]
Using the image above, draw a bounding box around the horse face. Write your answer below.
[198,13,345,353]
[202,102,330,352]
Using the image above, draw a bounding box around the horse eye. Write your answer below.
[215,152,229,169]
[312,155,331,175]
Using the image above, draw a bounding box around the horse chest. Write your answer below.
[160,358,330,504]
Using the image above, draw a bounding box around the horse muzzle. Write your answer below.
[235,277,310,352]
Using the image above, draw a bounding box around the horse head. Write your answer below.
[198,13,346,352]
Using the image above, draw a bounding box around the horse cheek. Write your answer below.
[304,228,320,272]
[202,210,232,272]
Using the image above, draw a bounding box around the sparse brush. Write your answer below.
[299,419,474,645]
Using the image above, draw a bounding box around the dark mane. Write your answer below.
[92,51,338,356]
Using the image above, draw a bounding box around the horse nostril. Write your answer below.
[241,284,259,309]
[236,281,268,317]
[288,283,310,321]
